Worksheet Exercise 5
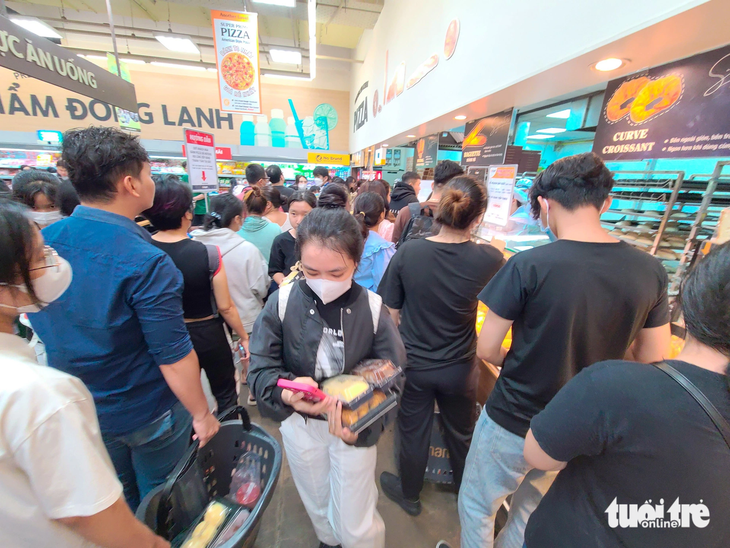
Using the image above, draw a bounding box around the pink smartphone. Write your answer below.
[277,379,328,403]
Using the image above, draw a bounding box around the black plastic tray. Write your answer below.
[350,392,398,434]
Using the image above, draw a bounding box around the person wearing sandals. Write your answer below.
[248,207,406,548]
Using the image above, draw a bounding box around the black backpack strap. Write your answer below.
[205,244,222,316]
[653,361,730,450]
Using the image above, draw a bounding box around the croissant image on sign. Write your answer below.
[604,73,683,124]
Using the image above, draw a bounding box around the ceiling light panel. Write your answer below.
[536,128,567,134]
[252,0,296,6]
[527,134,553,140]
[546,109,571,119]
[10,17,62,39]
[151,62,206,72]
[154,34,200,54]
[270,49,302,64]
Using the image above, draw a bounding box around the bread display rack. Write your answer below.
[668,160,730,293]
[600,170,687,270]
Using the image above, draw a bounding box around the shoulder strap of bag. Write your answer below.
[653,361,730,450]
[278,282,295,324]
[205,244,221,316]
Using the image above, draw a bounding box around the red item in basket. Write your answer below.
[236,481,261,508]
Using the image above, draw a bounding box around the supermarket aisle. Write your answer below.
[244,387,462,548]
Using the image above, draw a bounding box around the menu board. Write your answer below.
[593,44,730,160]
[484,165,518,226]
[211,10,262,114]
[184,129,219,193]
[462,109,514,166]
[416,134,439,170]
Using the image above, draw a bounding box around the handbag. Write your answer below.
[652,361,730,450]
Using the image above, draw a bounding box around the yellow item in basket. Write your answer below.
[204,502,227,527]
[321,375,370,404]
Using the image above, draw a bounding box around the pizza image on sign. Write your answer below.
[221,52,255,91]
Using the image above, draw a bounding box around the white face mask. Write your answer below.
[0,256,73,313]
[31,210,63,228]
[298,182,307,190]
[306,277,352,305]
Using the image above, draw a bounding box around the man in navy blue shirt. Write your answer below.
[30,127,220,510]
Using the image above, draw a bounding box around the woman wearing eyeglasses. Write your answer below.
[0,199,169,548]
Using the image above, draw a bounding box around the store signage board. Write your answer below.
[211,10,262,114]
[484,164,518,227]
[183,129,219,194]
[106,54,141,133]
[416,134,438,170]
[0,15,138,112]
[306,152,350,166]
[462,109,514,166]
[594,43,730,161]
[182,145,232,160]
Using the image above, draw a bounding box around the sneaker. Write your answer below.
[247,394,256,406]
[435,542,452,548]
[379,471,422,516]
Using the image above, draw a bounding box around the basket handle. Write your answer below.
[217,405,253,432]
[155,406,252,538]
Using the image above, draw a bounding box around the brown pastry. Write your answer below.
[341,408,359,427]
[352,360,398,385]
[368,390,387,410]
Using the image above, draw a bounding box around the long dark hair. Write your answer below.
[317,183,349,209]
[353,192,385,240]
[288,190,317,209]
[203,193,244,230]
[243,186,267,215]
[680,241,730,362]
[0,199,41,303]
[142,175,192,231]
[263,186,287,210]
[297,207,364,264]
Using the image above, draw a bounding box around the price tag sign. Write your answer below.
[184,129,219,194]
[484,165,518,227]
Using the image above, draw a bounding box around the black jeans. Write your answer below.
[186,317,237,411]
[398,356,479,499]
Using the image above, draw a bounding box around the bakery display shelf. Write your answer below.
[670,161,730,293]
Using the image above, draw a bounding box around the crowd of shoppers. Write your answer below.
[3,125,727,548]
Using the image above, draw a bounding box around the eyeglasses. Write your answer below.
[29,246,61,273]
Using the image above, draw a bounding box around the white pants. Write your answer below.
[280,413,385,548]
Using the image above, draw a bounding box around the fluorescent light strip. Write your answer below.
[121,58,147,65]
[270,49,302,65]
[252,0,296,6]
[10,17,62,39]
[527,134,553,140]
[536,128,567,134]
[262,72,310,80]
[546,109,571,119]
[151,62,206,72]
[154,34,200,54]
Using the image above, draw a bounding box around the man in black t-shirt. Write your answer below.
[458,152,671,548]
[523,242,730,548]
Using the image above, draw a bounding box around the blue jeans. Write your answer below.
[103,401,193,511]
[458,410,558,548]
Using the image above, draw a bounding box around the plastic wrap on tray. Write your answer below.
[352,359,402,389]
[321,375,372,407]
[180,501,229,548]
[210,509,250,548]
[339,389,399,434]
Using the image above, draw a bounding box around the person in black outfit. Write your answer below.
[389,172,421,215]
[144,176,250,410]
[378,176,505,516]
[269,190,317,286]
[267,164,294,208]
[458,152,671,548]
[523,241,730,548]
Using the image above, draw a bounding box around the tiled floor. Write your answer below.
[243,387,462,548]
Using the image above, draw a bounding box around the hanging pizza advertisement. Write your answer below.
[211,10,261,114]
[416,134,439,170]
[462,108,514,166]
[593,43,730,161]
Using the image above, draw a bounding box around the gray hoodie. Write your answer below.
[190,228,270,332]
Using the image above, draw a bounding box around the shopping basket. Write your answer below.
[136,406,282,548]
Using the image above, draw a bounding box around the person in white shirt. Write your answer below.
[0,200,167,548]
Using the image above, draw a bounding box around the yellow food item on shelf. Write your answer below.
[321,375,370,404]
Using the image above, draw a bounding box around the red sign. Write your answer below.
[185,130,214,146]
[182,145,232,160]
